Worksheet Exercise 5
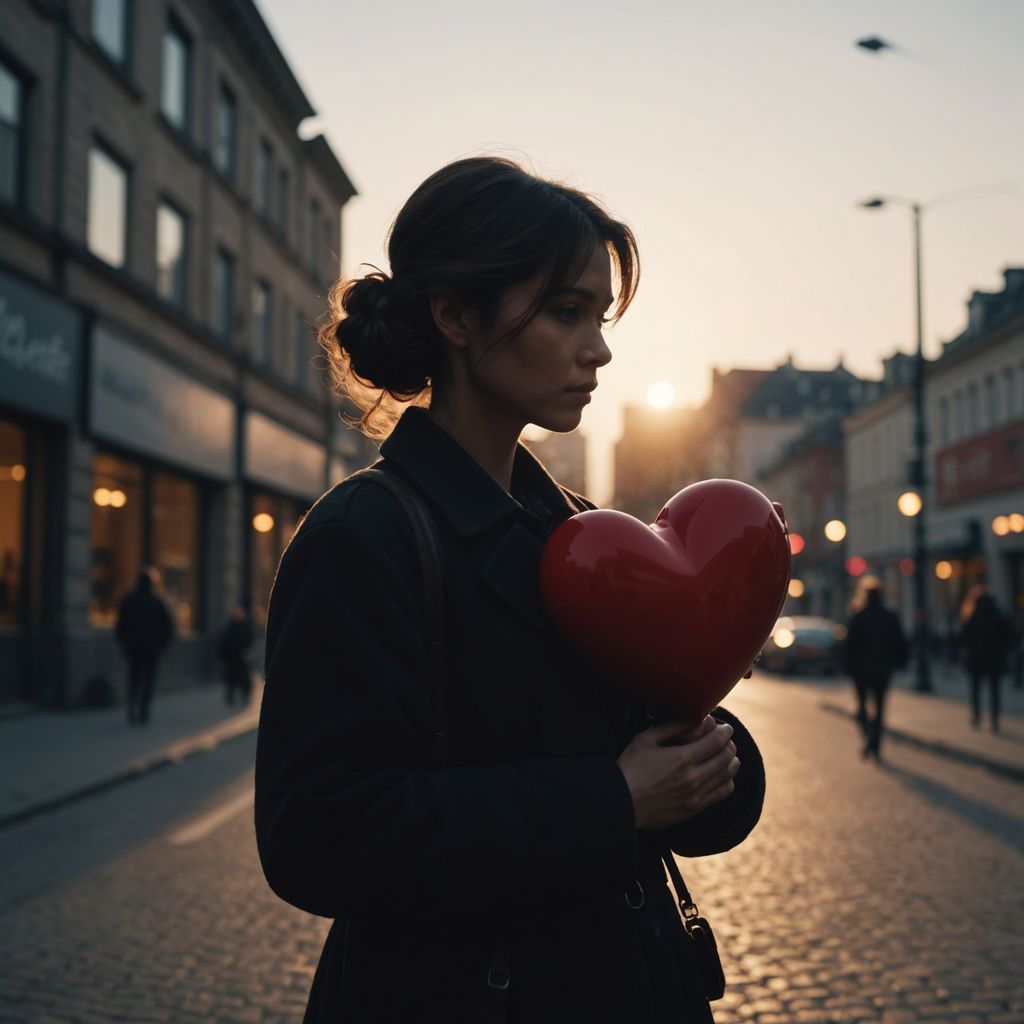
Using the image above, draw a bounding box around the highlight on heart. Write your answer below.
[539,479,791,721]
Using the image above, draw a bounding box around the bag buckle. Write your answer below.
[624,879,645,910]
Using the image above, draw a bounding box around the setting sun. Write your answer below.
[646,382,676,409]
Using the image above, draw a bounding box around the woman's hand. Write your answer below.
[616,716,739,830]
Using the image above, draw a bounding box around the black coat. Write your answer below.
[255,408,766,1024]
[844,600,908,680]
[115,585,173,660]
[961,598,1013,674]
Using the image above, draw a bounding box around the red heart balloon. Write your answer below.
[540,479,791,721]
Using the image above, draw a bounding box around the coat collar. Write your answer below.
[379,407,583,538]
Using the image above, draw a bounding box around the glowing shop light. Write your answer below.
[93,487,112,507]
[774,628,796,649]
[252,513,275,534]
[934,561,954,580]
[846,555,868,577]
[788,578,805,598]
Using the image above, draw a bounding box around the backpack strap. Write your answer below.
[353,466,448,769]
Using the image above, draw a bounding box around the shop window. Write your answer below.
[156,199,187,307]
[92,0,129,66]
[0,421,27,626]
[250,492,303,625]
[151,470,199,635]
[161,17,191,134]
[0,61,25,206]
[88,141,129,268]
[89,454,143,627]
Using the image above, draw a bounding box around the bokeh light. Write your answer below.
[846,555,867,577]
[824,519,846,543]
[897,491,922,517]
[788,532,805,555]
[252,513,276,533]
[788,578,805,598]
[935,560,953,580]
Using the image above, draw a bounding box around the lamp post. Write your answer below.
[860,196,931,691]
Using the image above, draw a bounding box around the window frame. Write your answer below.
[155,196,188,309]
[87,136,131,270]
[91,0,132,69]
[214,80,238,183]
[251,278,272,366]
[160,14,192,136]
[213,246,235,341]
[0,55,28,208]
[256,137,273,218]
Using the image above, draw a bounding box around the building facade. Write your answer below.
[844,270,1024,640]
[525,429,587,496]
[0,0,368,705]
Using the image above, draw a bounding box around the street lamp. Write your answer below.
[860,194,931,691]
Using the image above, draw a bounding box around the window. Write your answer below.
[985,374,999,427]
[0,420,27,626]
[290,312,306,386]
[953,390,964,439]
[251,279,271,365]
[1005,367,1017,420]
[156,200,187,308]
[151,470,199,635]
[277,166,290,235]
[161,19,190,133]
[938,396,949,447]
[308,197,320,273]
[250,491,303,626]
[92,0,129,65]
[256,138,272,218]
[89,455,200,635]
[87,142,128,268]
[322,216,333,277]
[214,82,237,182]
[966,383,979,434]
[0,62,25,205]
[213,247,234,340]
[89,453,144,627]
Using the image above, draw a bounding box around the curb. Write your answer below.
[820,701,1024,784]
[0,711,260,831]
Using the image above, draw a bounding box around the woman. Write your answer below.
[255,157,765,1023]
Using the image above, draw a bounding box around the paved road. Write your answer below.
[1,675,1022,1024]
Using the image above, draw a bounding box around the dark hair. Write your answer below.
[319,156,639,439]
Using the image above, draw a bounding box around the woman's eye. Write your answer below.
[553,305,579,323]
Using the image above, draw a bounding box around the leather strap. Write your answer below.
[355,466,448,769]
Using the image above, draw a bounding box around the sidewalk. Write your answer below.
[0,681,260,829]
[817,661,1024,782]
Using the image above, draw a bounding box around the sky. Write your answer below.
[259,0,1024,504]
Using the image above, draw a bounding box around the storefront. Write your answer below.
[243,411,327,624]
[0,268,82,703]
[75,324,236,700]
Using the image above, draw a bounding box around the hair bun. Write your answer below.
[334,271,431,394]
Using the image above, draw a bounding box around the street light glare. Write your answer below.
[646,382,675,409]
[897,491,923,518]
[824,519,847,543]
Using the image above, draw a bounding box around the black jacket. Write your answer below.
[961,596,1013,674]
[115,583,173,659]
[844,599,909,680]
[255,408,765,1024]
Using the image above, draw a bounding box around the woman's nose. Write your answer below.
[587,328,613,367]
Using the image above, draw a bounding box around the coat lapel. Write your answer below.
[480,524,548,631]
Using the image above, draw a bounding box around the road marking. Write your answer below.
[167,789,254,846]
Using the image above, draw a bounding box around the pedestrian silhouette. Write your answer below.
[960,587,1013,732]
[115,567,173,725]
[218,605,254,706]
[844,579,909,760]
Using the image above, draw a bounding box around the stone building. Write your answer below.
[0,0,367,705]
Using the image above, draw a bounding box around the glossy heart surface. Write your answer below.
[540,479,791,722]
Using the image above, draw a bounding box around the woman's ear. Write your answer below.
[430,293,477,349]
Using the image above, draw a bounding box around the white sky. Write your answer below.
[259,0,1024,503]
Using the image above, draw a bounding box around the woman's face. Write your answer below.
[463,242,614,434]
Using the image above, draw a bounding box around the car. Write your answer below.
[760,615,847,676]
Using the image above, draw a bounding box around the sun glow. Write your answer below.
[646,382,676,409]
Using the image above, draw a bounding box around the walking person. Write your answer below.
[255,157,767,1024]
[960,587,1013,732]
[218,605,254,706]
[844,579,908,761]
[115,567,173,725]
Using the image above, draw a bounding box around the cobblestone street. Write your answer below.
[1,673,1022,1023]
